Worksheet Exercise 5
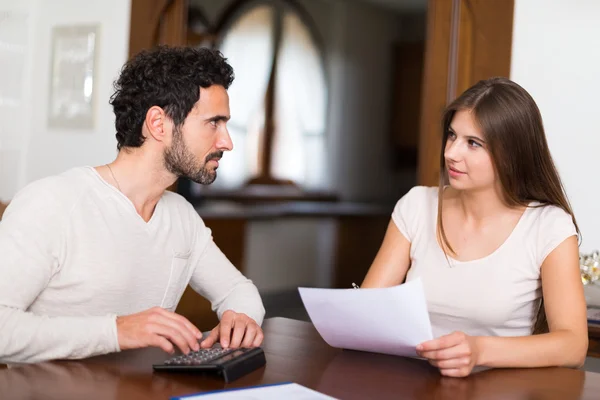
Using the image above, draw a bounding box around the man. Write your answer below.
[0,46,265,363]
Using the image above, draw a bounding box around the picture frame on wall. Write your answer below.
[47,24,99,130]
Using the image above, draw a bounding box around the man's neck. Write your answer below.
[101,149,177,222]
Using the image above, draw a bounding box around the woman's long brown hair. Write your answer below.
[436,77,580,334]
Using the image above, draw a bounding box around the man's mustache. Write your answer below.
[205,151,223,163]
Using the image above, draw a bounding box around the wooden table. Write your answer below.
[1,317,599,399]
[588,322,600,357]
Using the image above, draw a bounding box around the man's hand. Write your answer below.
[116,307,202,355]
[416,331,481,377]
[200,310,263,349]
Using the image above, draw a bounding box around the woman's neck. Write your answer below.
[446,185,513,224]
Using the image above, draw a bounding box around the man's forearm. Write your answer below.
[0,306,119,363]
[215,282,265,326]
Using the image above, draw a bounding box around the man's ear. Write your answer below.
[144,106,169,143]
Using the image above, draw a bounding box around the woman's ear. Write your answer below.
[144,106,169,143]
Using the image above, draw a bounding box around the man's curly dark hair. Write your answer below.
[109,46,234,150]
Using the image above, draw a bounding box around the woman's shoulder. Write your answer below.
[392,186,438,238]
[394,186,439,217]
[401,186,439,203]
[521,203,578,266]
[526,203,574,227]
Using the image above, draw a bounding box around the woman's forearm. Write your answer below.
[476,330,588,369]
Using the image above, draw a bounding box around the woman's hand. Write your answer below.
[417,331,481,377]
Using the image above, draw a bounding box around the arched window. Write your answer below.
[187,0,328,192]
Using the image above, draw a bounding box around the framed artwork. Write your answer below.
[47,25,99,130]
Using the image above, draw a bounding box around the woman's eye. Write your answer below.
[468,139,482,148]
[447,131,456,139]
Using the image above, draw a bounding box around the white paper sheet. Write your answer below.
[174,382,336,399]
[298,278,433,357]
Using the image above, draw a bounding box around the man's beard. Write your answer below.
[163,127,222,185]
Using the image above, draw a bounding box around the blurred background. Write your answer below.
[1,0,599,332]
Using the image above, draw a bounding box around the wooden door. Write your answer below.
[418,0,514,186]
[128,0,188,58]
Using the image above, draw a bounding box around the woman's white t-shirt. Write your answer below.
[392,186,577,338]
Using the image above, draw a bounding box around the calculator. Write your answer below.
[152,344,266,383]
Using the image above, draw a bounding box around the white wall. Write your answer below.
[0,0,36,202]
[23,0,131,184]
[1,0,130,201]
[511,0,600,253]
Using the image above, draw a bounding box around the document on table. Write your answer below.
[171,382,336,399]
[298,278,433,357]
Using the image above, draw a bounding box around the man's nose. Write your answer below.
[217,128,233,151]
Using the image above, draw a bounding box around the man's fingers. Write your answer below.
[161,309,202,339]
[252,329,264,347]
[241,325,257,348]
[219,314,235,348]
[151,323,191,354]
[230,320,248,348]
[200,327,219,349]
[151,334,175,354]
[152,312,199,352]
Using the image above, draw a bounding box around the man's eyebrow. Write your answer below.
[205,115,230,123]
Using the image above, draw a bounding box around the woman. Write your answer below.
[361,77,588,377]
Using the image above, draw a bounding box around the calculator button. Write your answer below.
[163,348,238,366]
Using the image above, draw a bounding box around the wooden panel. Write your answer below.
[417,0,453,187]
[128,0,170,58]
[128,0,187,59]
[390,41,425,167]
[158,0,188,47]
[588,323,600,358]
[455,0,514,95]
[174,218,247,331]
[417,0,514,186]
[333,216,389,289]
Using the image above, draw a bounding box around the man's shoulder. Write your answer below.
[26,167,91,194]
[9,167,94,213]
[161,190,193,209]
[160,191,210,244]
[161,190,203,222]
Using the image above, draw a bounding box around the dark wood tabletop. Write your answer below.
[588,322,600,357]
[1,317,600,399]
